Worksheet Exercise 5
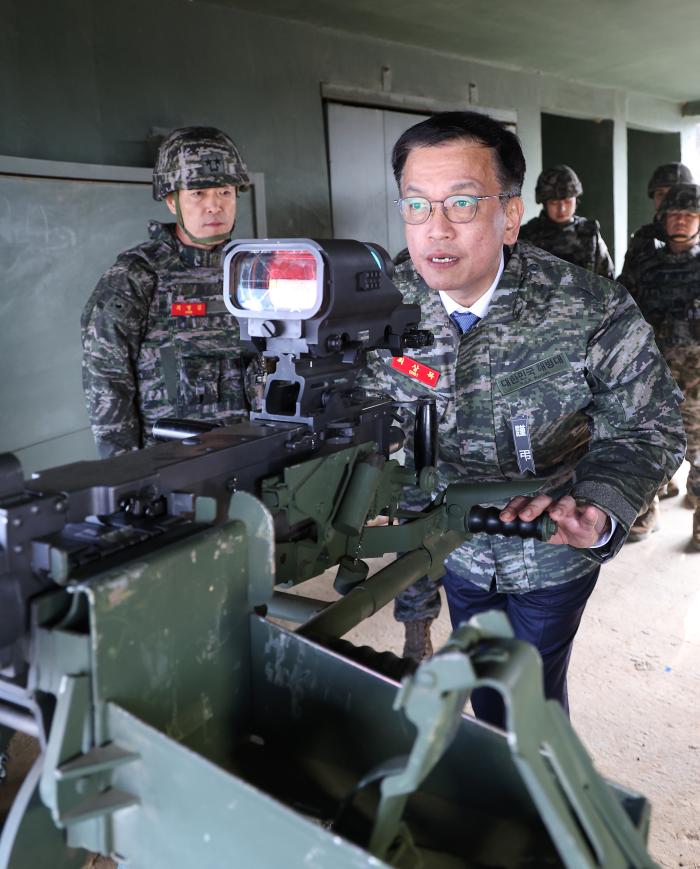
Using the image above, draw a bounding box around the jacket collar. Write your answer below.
[147,221,225,268]
[398,243,555,329]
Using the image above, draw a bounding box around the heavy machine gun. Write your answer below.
[0,239,655,867]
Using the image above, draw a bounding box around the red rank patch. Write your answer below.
[391,355,440,387]
[172,302,206,317]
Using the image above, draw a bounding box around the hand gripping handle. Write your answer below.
[466,505,557,542]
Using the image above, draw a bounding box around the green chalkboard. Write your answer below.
[0,157,266,473]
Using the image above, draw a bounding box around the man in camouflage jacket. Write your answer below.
[628,183,700,549]
[82,127,259,458]
[518,165,614,279]
[367,112,685,724]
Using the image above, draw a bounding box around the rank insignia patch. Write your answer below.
[172,302,207,316]
[391,356,440,387]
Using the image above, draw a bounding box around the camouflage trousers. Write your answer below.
[667,348,700,498]
[394,575,442,623]
[682,406,700,498]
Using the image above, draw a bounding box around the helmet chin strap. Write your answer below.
[173,190,233,246]
[668,229,700,244]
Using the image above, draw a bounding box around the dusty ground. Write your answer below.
[568,468,700,869]
[2,464,699,868]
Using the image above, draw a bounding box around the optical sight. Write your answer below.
[223,238,432,428]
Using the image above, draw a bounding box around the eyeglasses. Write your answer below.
[395,193,512,225]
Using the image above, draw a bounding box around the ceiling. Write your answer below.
[219,0,700,103]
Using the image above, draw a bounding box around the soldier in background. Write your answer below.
[82,127,261,458]
[618,162,694,298]
[626,183,700,548]
[518,165,614,279]
[618,163,694,503]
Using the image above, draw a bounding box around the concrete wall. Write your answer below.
[2,0,696,270]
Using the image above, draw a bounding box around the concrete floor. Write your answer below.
[2,465,699,868]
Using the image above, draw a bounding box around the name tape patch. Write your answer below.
[496,352,570,396]
[391,355,440,388]
[172,302,207,317]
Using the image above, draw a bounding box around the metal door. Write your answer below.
[326,103,429,259]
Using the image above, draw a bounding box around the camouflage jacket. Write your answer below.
[632,242,700,393]
[362,242,685,592]
[616,220,665,297]
[82,222,256,458]
[518,211,614,280]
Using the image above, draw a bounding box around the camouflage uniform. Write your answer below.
[631,187,700,510]
[617,221,664,296]
[363,242,685,619]
[618,163,694,296]
[519,165,614,280]
[82,222,257,457]
[518,212,615,279]
[82,127,258,458]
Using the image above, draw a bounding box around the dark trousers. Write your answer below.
[442,565,600,728]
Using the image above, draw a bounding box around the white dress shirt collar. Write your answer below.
[438,251,505,319]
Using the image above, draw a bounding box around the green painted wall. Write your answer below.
[1,0,692,237]
[541,113,615,259]
[627,128,681,238]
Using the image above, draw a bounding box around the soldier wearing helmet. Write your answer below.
[518,165,614,279]
[648,162,694,210]
[617,162,694,297]
[625,182,700,549]
[82,127,261,458]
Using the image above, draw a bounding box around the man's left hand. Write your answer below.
[499,494,610,548]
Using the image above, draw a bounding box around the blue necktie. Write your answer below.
[450,310,480,334]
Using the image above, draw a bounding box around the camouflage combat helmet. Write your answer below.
[152,126,250,201]
[657,183,700,217]
[535,165,583,203]
[647,163,693,198]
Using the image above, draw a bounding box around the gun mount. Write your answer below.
[0,239,656,868]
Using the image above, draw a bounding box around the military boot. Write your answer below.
[402,619,434,663]
[626,497,660,543]
[658,479,679,499]
[692,509,700,552]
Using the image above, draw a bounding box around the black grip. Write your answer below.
[414,398,438,473]
[467,506,556,542]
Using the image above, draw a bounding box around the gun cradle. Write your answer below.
[0,421,654,868]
